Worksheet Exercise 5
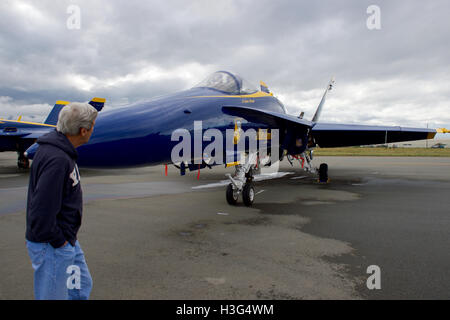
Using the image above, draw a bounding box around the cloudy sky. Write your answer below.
[0,0,449,136]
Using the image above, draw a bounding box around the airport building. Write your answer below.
[386,139,449,148]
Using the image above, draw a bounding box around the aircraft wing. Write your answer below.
[0,131,30,138]
[0,129,50,148]
[0,119,54,151]
[221,106,437,148]
[0,121,53,138]
[222,106,313,129]
[16,129,54,139]
[311,123,437,148]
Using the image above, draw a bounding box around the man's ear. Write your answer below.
[80,127,88,136]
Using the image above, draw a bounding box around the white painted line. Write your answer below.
[192,180,229,189]
[253,171,294,181]
[290,175,307,180]
[192,172,294,190]
[0,174,20,179]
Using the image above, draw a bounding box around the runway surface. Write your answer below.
[0,152,449,299]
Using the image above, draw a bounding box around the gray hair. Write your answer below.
[57,102,98,136]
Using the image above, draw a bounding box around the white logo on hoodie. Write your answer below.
[70,164,80,187]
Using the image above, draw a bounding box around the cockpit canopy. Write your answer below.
[193,71,258,95]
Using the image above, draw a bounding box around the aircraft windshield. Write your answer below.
[194,71,258,94]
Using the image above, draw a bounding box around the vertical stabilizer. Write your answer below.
[89,97,106,111]
[312,77,335,123]
[44,101,70,125]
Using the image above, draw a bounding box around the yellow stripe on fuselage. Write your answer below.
[0,119,56,127]
[189,91,273,99]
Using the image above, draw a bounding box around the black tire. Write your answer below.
[319,163,328,183]
[18,157,29,169]
[242,183,255,207]
[226,183,238,205]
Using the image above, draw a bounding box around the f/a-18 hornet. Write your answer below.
[26,71,447,206]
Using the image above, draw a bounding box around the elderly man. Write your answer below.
[26,102,97,300]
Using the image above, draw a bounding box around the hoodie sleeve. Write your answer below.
[29,156,69,248]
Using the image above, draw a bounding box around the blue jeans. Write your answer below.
[26,240,93,300]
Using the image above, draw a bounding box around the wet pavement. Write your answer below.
[0,152,449,299]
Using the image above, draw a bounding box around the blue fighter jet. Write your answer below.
[26,71,446,206]
[0,98,105,168]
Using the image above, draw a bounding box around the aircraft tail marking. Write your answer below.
[89,97,106,112]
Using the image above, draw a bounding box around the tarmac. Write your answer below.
[0,152,449,299]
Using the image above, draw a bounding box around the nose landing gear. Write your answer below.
[226,183,239,205]
[225,153,257,206]
[224,151,329,206]
[242,183,255,206]
[226,174,255,207]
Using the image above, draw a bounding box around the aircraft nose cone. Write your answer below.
[25,143,38,159]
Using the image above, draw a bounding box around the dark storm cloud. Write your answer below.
[0,0,449,131]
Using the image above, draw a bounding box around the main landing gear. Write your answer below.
[287,150,329,183]
[17,152,30,169]
[226,153,257,206]
[318,163,328,183]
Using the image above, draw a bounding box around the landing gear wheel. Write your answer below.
[18,157,29,169]
[242,183,255,207]
[226,183,238,205]
[319,163,328,183]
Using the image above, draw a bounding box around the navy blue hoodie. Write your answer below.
[26,129,82,248]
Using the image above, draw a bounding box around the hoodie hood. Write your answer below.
[37,129,78,160]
